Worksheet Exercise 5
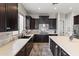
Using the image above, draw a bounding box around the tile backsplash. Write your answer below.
[39,24,49,33]
[0,31,18,47]
[0,32,12,46]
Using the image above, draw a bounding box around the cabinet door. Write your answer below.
[6,3,18,31]
[51,40,56,56]
[40,35,49,42]
[30,18,35,29]
[0,3,6,32]
[74,15,79,24]
[61,49,69,56]
[39,16,49,24]
[33,35,37,43]
[25,38,33,56]
[49,19,56,29]
[50,39,54,55]
[16,46,26,56]
[50,39,58,56]
[33,35,39,43]
[26,16,31,29]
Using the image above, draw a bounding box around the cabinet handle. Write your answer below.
[55,45,58,48]
[55,45,58,56]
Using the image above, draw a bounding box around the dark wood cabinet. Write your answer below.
[26,16,31,29]
[26,16,57,30]
[30,18,35,29]
[39,16,49,24]
[26,37,33,56]
[0,3,18,32]
[74,15,79,24]
[50,39,57,56]
[16,45,26,56]
[49,34,58,36]
[50,39,62,56]
[26,16,34,29]
[26,16,35,29]
[33,34,49,43]
[0,4,6,32]
[50,39,69,56]
[49,19,56,29]
[16,38,33,56]
[33,35,39,43]
[6,3,18,31]
[61,49,69,56]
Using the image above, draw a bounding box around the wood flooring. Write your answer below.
[30,43,53,56]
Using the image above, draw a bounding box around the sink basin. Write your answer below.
[19,36,31,39]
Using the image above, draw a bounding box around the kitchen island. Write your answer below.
[0,34,34,56]
[49,36,79,56]
[0,34,79,56]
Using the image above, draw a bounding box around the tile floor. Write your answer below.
[30,43,53,56]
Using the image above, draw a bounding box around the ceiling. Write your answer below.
[22,3,79,15]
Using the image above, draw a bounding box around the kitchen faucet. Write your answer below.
[69,34,74,41]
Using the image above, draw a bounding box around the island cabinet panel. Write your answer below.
[33,34,49,43]
[16,38,33,56]
[61,48,69,56]
[50,39,58,56]
[25,38,33,56]
[50,39,69,56]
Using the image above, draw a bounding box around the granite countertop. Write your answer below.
[49,36,79,56]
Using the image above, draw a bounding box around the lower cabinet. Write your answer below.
[16,38,33,56]
[33,34,49,43]
[26,38,33,56]
[61,49,69,56]
[50,39,69,56]
[50,39,55,55]
[16,45,26,56]
[50,39,59,56]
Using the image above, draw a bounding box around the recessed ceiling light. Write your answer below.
[69,7,72,10]
[54,7,56,10]
[38,8,40,10]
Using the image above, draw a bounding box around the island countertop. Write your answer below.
[0,34,34,56]
[49,36,79,56]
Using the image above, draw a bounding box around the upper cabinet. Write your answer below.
[39,16,49,24]
[26,16,57,30]
[0,4,6,32]
[6,3,18,31]
[74,15,79,24]
[49,19,56,29]
[30,18,35,29]
[26,16,36,29]
[0,3,18,32]
[26,16,32,29]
